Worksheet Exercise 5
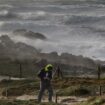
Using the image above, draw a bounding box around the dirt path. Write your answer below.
[16,95,88,105]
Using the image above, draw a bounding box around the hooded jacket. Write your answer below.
[37,68,52,81]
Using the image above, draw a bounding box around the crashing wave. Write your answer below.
[0,4,13,8]
[18,11,47,20]
[64,15,105,25]
[0,10,18,19]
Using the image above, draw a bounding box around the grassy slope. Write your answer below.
[1,78,105,96]
[76,97,105,105]
[0,100,61,105]
[0,78,105,105]
[0,97,105,105]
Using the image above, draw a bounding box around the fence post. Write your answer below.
[5,88,8,98]
[55,93,58,103]
[19,63,22,78]
[99,85,102,96]
[97,65,102,96]
[98,65,101,80]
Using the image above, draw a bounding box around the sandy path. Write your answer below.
[16,95,88,105]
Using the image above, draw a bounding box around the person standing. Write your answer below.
[37,64,53,103]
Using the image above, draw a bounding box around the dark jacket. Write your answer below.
[37,69,52,81]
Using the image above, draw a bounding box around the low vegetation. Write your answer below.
[0,78,105,105]
[76,97,105,105]
[1,78,105,97]
[57,85,90,96]
[0,100,61,105]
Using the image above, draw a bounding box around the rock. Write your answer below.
[0,35,39,60]
[13,29,47,40]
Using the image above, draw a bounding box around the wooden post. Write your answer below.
[99,86,102,96]
[57,66,63,79]
[55,93,58,103]
[53,66,64,103]
[97,64,102,96]
[98,65,101,80]
[5,88,8,98]
[19,63,22,78]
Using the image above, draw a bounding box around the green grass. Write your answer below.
[76,97,105,105]
[1,78,105,105]
[1,79,40,96]
[1,78,105,97]
[0,97,105,105]
[57,85,91,96]
[0,100,62,105]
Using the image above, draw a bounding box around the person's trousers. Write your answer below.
[38,80,53,103]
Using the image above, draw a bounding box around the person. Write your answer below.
[37,64,53,103]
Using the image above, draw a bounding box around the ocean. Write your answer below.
[0,0,105,60]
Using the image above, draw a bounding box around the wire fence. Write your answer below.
[0,63,105,99]
[0,62,102,79]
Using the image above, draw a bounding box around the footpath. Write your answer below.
[16,95,88,105]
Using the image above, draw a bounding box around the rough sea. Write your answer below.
[0,0,105,60]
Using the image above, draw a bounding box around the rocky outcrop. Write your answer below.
[0,35,39,60]
[13,29,47,40]
[0,35,98,77]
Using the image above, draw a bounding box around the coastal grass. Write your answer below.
[1,78,105,97]
[0,99,61,105]
[76,97,105,105]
